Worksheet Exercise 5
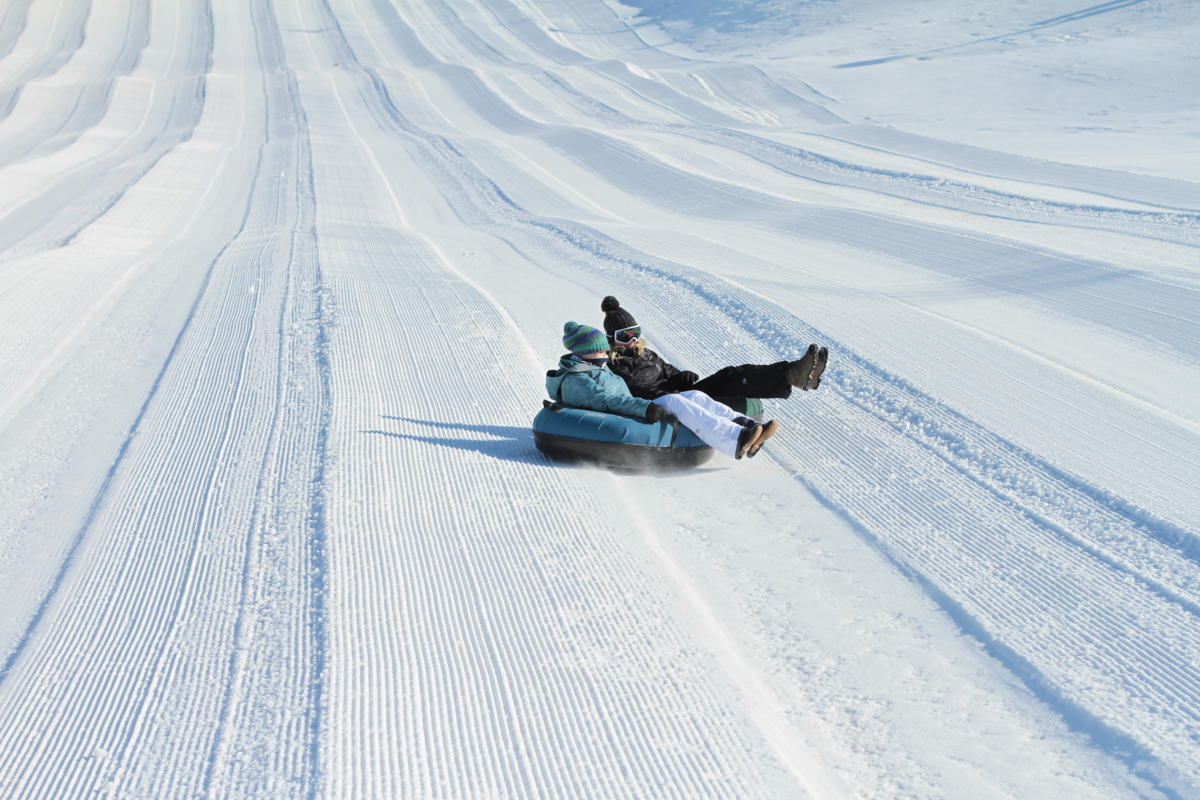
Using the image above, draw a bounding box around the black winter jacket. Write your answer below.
[608,348,685,399]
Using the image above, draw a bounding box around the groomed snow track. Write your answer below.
[0,0,1197,797]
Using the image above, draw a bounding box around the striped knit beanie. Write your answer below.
[562,321,609,355]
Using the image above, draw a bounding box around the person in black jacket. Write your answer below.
[550,321,775,459]
[600,296,828,401]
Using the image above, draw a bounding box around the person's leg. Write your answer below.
[675,389,743,421]
[678,390,781,459]
[691,362,793,399]
[652,394,744,458]
[808,346,829,389]
[784,345,822,391]
[747,420,779,458]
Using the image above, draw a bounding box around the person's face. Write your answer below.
[611,324,641,353]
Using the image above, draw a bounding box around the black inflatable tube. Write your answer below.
[533,431,715,471]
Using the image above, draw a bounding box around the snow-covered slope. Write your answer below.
[0,0,1196,797]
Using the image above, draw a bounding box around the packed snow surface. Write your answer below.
[0,0,1197,796]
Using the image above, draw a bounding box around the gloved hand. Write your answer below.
[671,371,699,390]
[645,403,671,423]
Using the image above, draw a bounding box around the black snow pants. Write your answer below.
[691,361,792,399]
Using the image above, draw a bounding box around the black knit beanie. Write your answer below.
[601,296,638,341]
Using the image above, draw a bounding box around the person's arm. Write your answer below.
[653,350,703,392]
[545,371,560,400]
[597,373,654,419]
[617,350,676,398]
[561,371,651,419]
[667,367,698,390]
[610,358,655,400]
[659,355,682,384]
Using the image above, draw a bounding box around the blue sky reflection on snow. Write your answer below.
[614,0,826,37]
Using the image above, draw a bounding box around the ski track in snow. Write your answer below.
[0,0,1197,797]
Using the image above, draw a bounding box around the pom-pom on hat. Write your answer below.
[601,296,638,340]
[562,321,610,355]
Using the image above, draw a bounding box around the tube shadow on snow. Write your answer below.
[368,416,548,466]
[369,417,710,477]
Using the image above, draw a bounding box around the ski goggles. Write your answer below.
[611,325,641,345]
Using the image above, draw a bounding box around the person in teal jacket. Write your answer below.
[548,322,777,460]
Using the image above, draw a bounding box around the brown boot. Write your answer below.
[786,344,819,390]
[747,420,779,458]
[735,423,762,460]
[806,347,829,390]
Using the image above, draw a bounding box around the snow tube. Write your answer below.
[714,396,764,420]
[533,403,714,470]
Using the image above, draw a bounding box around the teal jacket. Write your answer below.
[546,354,653,420]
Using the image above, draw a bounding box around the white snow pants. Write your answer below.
[651,390,745,459]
